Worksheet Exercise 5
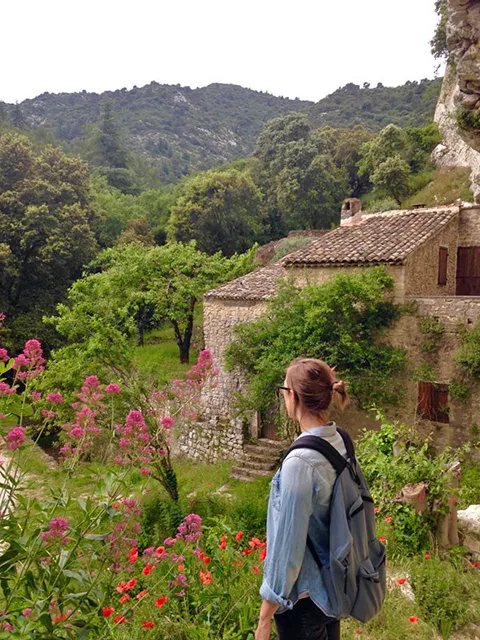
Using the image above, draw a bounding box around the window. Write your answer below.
[438,247,448,286]
[418,382,449,423]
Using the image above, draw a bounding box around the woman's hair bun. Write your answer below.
[332,380,346,395]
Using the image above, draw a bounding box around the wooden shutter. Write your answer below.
[438,247,448,286]
[418,382,449,423]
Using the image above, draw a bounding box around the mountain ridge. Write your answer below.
[2,78,443,182]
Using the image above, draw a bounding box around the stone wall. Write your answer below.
[176,297,267,462]
[459,205,480,244]
[404,217,459,297]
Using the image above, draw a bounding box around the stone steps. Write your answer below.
[230,438,289,482]
[230,466,273,482]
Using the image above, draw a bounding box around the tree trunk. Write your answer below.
[172,297,196,364]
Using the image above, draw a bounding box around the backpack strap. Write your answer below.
[281,435,348,475]
[336,427,356,461]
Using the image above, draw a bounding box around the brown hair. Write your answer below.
[285,357,349,416]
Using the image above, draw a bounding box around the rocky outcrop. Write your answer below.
[433,0,480,201]
[457,504,480,557]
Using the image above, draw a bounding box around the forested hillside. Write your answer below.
[309,78,442,130]
[1,79,442,183]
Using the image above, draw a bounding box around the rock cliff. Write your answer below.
[434,0,480,200]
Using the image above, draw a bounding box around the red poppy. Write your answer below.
[155,597,168,608]
[128,552,138,563]
[177,564,184,572]
[252,565,260,575]
[114,614,126,625]
[472,562,480,568]
[379,536,386,543]
[126,578,137,590]
[397,578,407,585]
[143,564,155,576]
[260,548,267,562]
[199,569,212,585]
[409,616,419,624]
[242,548,255,556]
[355,632,362,636]
[54,614,68,622]
[203,557,211,566]
[235,531,243,541]
[116,581,128,593]
[119,594,130,604]
[112,503,120,509]
[102,607,115,618]
[424,553,431,559]
[137,589,148,599]
[384,517,392,524]
[155,546,165,557]
[374,508,380,514]
[142,621,155,629]
[219,541,227,550]
[198,552,205,560]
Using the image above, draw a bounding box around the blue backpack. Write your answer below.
[281,427,386,623]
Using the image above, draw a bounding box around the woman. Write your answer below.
[254,357,349,640]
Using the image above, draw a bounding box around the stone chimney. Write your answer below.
[341,198,362,225]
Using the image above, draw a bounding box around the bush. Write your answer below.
[226,266,406,417]
[411,555,479,638]
[356,411,466,556]
[419,316,444,353]
[454,320,480,377]
[272,235,315,262]
[363,197,398,213]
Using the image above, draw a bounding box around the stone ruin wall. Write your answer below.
[175,297,267,462]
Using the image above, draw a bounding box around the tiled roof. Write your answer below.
[280,207,459,266]
[204,265,287,301]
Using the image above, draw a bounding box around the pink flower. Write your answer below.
[0,348,9,362]
[22,609,32,617]
[105,384,121,395]
[41,518,70,546]
[46,393,63,405]
[41,409,56,420]
[140,468,152,475]
[5,427,26,450]
[0,382,16,396]
[31,391,42,401]
[161,417,174,429]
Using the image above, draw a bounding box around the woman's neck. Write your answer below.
[299,413,329,432]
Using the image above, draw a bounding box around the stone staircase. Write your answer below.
[230,438,289,482]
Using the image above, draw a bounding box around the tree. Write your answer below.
[251,113,348,236]
[431,0,448,60]
[86,101,137,194]
[0,134,97,349]
[358,124,409,181]
[11,103,28,129]
[117,216,155,246]
[42,242,257,397]
[167,169,263,256]
[371,155,411,205]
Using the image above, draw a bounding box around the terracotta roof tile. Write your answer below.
[281,207,459,266]
[204,265,287,301]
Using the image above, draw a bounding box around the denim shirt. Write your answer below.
[259,423,347,616]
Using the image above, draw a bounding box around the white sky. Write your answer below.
[1,0,444,104]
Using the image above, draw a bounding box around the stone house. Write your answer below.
[177,204,480,466]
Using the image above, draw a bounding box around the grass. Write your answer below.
[402,167,473,209]
[134,306,204,383]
